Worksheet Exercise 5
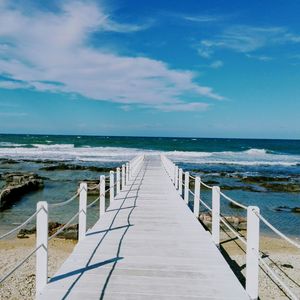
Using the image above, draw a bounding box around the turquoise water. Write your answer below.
[0,134,299,237]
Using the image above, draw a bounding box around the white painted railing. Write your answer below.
[0,155,145,297]
[161,154,300,300]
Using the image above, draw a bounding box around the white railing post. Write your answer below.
[175,166,179,189]
[100,175,105,216]
[178,168,183,196]
[126,162,129,184]
[116,167,120,194]
[194,177,200,217]
[36,201,48,297]
[122,164,125,189]
[110,170,114,202]
[184,172,189,204]
[79,182,87,241]
[212,186,220,246]
[246,206,260,300]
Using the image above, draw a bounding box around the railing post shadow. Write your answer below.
[178,168,183,196]
[212,186,220,247]
[126,163,129,184]
[36,201,48,297]
[175,166,179,189]
[110,170,114,202]
[184,171,189,204]
[100,175,105,216]
[194,176,200,217]
[122,164,125,189]
[79,182,87,241]
[246,206,260,300]
[116,167,120,194]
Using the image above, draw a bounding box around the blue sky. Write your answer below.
[0,0,299,138]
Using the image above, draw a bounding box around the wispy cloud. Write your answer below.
[183,14,225,23]
[209,60,223,69]
[153,102,209,112]
[0,1,222,112]
[197,25,300,58]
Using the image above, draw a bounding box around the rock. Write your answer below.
[291,207,300,213]
[0,158,19,164]
[0,172,44,210]
[18,221,78,240]
[241,176,290,184]
[40,163,112,172]
[260,183,300,193]
[281,264,293,269]
[17,233,29,239]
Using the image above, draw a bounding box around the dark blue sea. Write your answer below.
[0,134,299,237]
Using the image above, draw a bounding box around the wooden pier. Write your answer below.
[39,155,249,299]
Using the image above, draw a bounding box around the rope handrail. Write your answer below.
[189,174,196,180]
[48,211,80,241]
[259,256,299,300]
[88,184,99,191]
[87,196,100,209]
[219,191,247,210]
[48,191,80,208]
[0,208,41,240]
[0,244,41,284]
[201,181,213,190]
[219,216,247,245]
[199,198,212,212]
[254,210,300,249]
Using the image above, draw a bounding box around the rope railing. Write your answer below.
[48,211,80,241]
[0,208,41,240]
[0,155,145,296]
[160,154,300,300]
[48,191,80,208]
[0,244,42,284]
[219,191,248,210]
[254,210,300,249]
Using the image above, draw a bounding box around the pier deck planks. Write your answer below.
[39,155,249,300]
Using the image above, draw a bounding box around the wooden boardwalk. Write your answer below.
[39,155,249,300]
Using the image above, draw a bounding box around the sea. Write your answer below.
[0,134,299,237]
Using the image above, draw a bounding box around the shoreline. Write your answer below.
[0,233,299,299]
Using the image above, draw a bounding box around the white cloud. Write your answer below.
[153,102,209,112]
[210,60,223,69]
[183,15,224,23]
[0,1,222,111]
[198,25,300,57]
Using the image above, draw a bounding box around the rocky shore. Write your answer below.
[0,173,44,210]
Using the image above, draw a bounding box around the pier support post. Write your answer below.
[184,172,189,204]
[79,182,87,241]
[36,201,48,297]
[246,206,260,300]
[175,166,179,189]
[178,168,183,196]
[212,186,220,246]
[116,167,120,194]
[110,171,114,202]
[126,163,129,184]
[122,164,125,189]
[194,177,200,218]
[100,175,105,216]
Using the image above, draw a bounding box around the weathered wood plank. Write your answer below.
[39,155,248,300]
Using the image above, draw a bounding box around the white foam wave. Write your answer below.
[0,142,25,147]
[244,148,267,155]
[0,144,299,166]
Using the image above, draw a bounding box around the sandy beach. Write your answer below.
[0,236,76,299]
[0,233,299,299]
